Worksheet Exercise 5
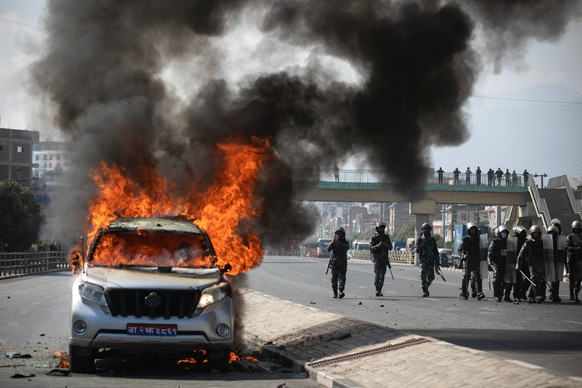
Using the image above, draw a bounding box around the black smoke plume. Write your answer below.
[31,0,581,245]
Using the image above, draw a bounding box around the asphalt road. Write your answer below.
[0,272,319,388]
[243,255,582,380]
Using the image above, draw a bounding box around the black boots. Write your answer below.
[422,287,429,297]
[376,289,383,297]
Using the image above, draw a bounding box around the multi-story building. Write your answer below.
[32,141,71,181]
[0,127,39,186]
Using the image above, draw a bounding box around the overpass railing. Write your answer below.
[0,251,70,279]
[305,168,529,187]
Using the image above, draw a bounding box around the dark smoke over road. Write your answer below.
[31,0,582,245]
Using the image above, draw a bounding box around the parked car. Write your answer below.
[68,217,234,373]
[438,248,453,267]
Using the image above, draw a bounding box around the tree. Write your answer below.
[0,181,44,252]
[391,222,415,242]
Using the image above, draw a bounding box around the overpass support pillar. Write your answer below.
[410,200,435,266]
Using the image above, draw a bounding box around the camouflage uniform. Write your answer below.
[459,234,482,299]
[488,235,508,302]
[416,234,439,297]
[327,236,350,298]
[517,232,545,303]
[370,231,392,296]
[566,227,582,303]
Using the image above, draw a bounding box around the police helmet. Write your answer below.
[376,221,387,229]
[514,225,527,237]
[529,225,542,235]
[550,218,562,233]
[421,223,432,231]
[497,225,509,237]
[572,220,582,232]
[547,225,559,235]
[466,222,478,232]
[335,227,345,235]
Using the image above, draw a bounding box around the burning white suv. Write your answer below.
[69,217,234,373]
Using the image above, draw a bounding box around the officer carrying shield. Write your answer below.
[488,225,511,302]
[517,225,545,304]
[459,222,485,300]
[566,220,582,303]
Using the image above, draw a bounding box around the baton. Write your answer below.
[519,269,539,300]
[388,264,394,281]
[435,267,446,282]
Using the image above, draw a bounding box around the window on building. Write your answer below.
[0,144,4,152]
[17,146,24,153]
[35,155,40,161]
[56,154,60,161]
[44,154,47,160]
[49,163,52,168]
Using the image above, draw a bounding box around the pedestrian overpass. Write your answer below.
[294,169,582,230]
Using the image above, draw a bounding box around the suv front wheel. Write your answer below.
[69,344,96,373]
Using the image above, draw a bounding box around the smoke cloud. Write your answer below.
[31,0,581,245]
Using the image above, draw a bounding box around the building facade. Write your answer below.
[0,128,40,186]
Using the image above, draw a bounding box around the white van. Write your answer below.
[350,240,371,260]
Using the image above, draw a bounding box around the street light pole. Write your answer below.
[533,173,548,188]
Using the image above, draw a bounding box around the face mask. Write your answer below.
[501,232,508,239]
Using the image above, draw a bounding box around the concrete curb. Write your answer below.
[239,288,581,388]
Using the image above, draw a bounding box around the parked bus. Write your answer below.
[317,238,332,257]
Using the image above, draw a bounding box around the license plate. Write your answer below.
[127,324,177,336]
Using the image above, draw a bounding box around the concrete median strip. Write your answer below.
[240,288,581,387]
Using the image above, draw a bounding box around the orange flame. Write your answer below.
[54,351,70,369]
[81,138,268,275]
[228,351,240,363]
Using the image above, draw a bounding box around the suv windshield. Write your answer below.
[91,231,214,268]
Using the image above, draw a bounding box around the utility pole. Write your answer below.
[533,173,548,188]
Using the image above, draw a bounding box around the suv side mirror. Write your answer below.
[221,263,232,273]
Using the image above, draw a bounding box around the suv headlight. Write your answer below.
[78,282,111,315]
[197,282,229,310]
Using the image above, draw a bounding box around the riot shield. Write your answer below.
[505,236,517,283]
[542,234,555,282]
[479,233,489,281]
[554,235,567,283]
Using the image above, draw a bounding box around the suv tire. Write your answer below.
[69,344,96,374]
[207,349,230,371]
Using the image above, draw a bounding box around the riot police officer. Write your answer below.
[327,227,350,299]
[488,225,511,302]
[547,225,566,303]
[370,221,393,297]
[459,222,485,300]
[517,225,545,303]
[566,220,582,303]
[415,223,439,297]
[513,225,528,302]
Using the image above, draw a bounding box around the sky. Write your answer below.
[1,0,581,183]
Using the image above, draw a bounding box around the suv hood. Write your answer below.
[84,267,222,290]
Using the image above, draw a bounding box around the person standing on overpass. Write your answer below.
[370,221,393,297]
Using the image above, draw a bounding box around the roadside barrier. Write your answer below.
[0,251,70,278]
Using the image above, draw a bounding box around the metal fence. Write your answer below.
[0,251,70,278]
[350,249,414,264]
